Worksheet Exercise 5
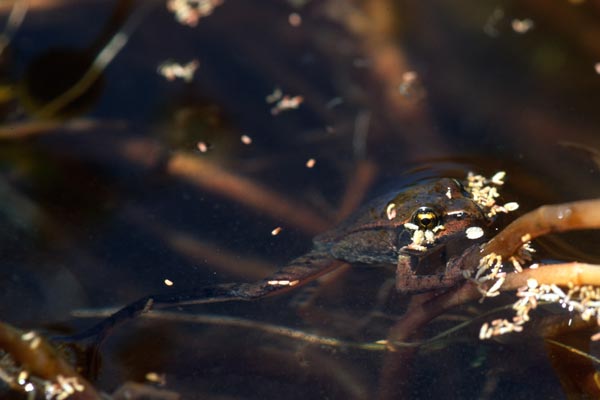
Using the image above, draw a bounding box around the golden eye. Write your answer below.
[412,207,439,230]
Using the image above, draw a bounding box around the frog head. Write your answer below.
[315,178,492,267]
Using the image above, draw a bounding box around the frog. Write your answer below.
[68,176,494,342]
[315,177,490,292]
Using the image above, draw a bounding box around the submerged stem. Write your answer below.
[482,199,600,258]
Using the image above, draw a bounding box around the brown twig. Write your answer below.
[378,262,600,399]
[73,308,385,351]
[0,119,126,140]
[329,0,449,157]
[125,206,276,280]
[397,262,600,330]
[482,199,600,258]
[112,382,181,400]
[378,199,600,399]
[334,159,378,223]
[0,321,100,399]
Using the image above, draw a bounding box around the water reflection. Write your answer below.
[0,0,599,399]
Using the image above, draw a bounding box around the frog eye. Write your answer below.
[412,207,439,230]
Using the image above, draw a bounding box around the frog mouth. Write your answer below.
[401,243,452,276]
[400,229,486,277]
[399,222,488,260]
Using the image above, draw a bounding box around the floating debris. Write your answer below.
[305,158,316,168]
[21,331,41,350]
[240,134,252,145]
[18,371,29,385]
[167,0,224,27]
[197,141,210,153]
[504,202,519,211]
[511,18,534,34]
[464,171,527,299]
[265,87,283,103]
[157,59,199,82]
[465,171,520,218]
[270,94,304,115]
[491,171,506,185]
[403,221,445,252]
[466,226,484,240]
[326,97,343,109]
[475,253,504,281]
[595,63,600,74]
[288,12,302,27]
[145,372,167,385]
[398,71,424,99]
[483,7,504,37]
[271,226,282,236]
[45,375,86,400]
[479,318,523,339]
[481,282,600,340]
[164,279,174,286]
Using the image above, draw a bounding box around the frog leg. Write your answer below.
[63,249,345,343]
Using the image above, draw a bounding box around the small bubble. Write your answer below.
[466,226,484,239]
[511,18,534,34]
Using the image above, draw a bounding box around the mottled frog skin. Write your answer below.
[316,178,487,264]
[70,177,492,341]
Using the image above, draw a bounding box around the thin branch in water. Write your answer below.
[481,199,600,259]
[167,152,331,234]
[114,138,332,235]
[0,118,126,140]
[334,159,378,223]
[0,0,28,56]
[73,300,522,353]
[378,199,600,400]
[545,338,600,366]
[72,308,386,352]
[125,207,277,280]
[35,0,159,118]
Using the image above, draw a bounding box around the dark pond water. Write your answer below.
[0,0,599,399]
